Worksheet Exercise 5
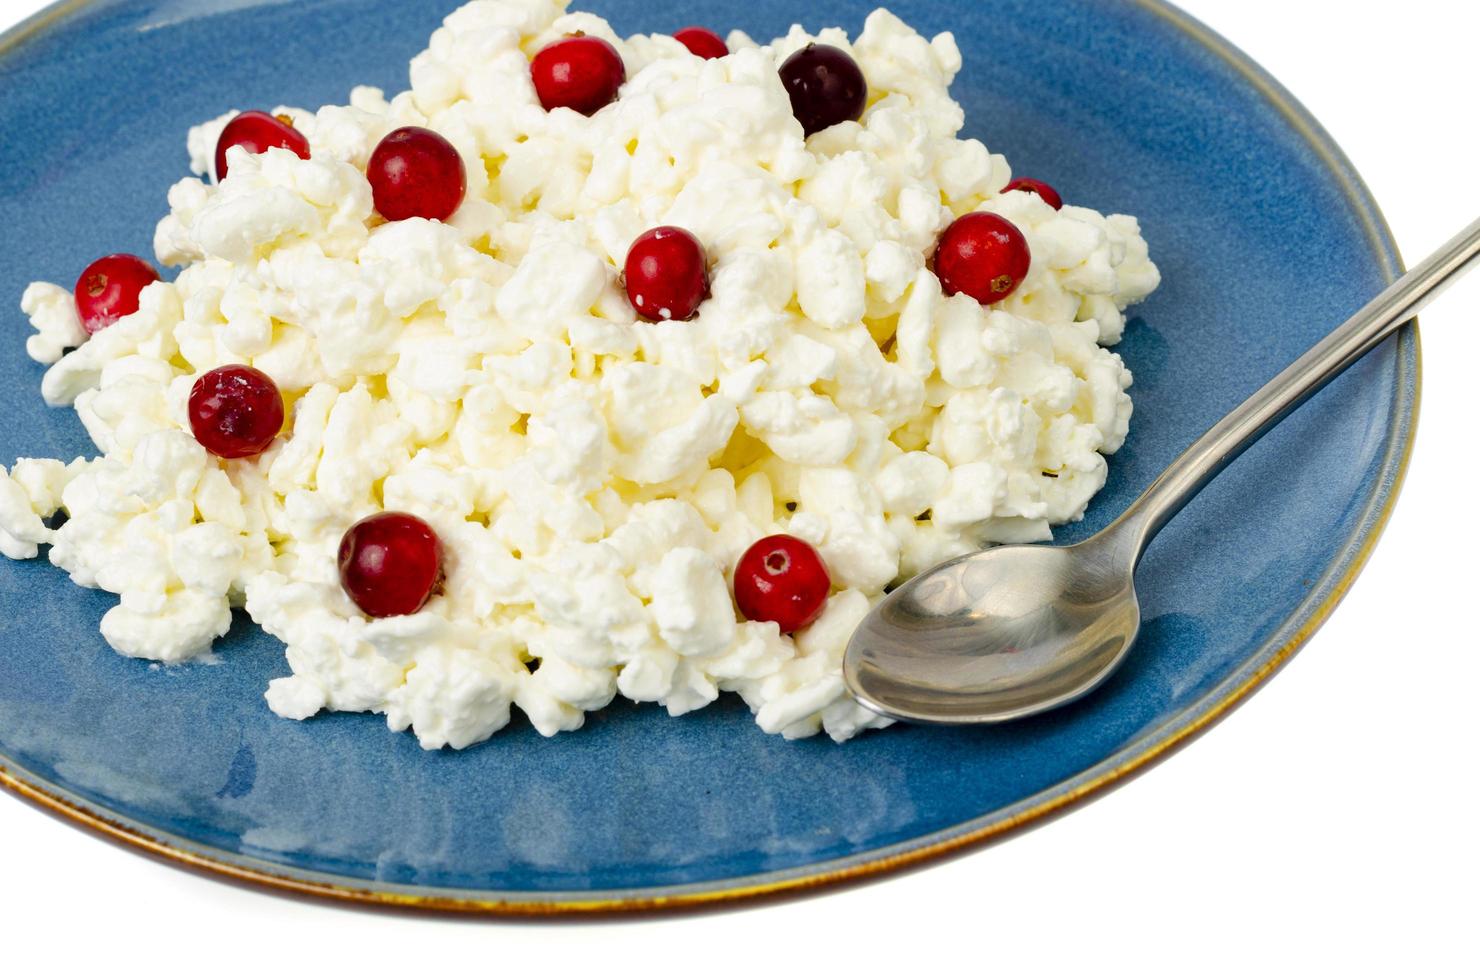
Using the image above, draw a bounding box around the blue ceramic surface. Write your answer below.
[0,0,1414,910]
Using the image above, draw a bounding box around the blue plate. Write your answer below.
[0,0,1415,913]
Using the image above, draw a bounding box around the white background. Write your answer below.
[1,0,1475,975]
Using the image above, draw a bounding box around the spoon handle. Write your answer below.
[1106,216,1480,562]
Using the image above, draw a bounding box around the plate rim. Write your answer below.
[0,0,1421,916]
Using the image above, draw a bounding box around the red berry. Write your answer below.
[934,212,1032,305]
[735,534,831,634]
[73,254,160,335]
[367,126,467,222]
[338,512,445,618]
[778,43,867,137]
[531,36,626,116]
[1002,177,1063,210]
[624,226,709,321]
[674,26,728,59]
[214,110,310,180]
[188,365,284,459]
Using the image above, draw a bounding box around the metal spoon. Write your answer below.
[844,217,1480,725]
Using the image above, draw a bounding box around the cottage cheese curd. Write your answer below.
[1,0,1159,747]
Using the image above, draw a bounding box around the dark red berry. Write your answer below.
[674,26,728,59]
[1002,177,1063,210]
[338,512,445,618]
[934,212,1032,305]
[214,110,310,180]
[188,365,284,459]
[531,36,626,116]
[367,126,467,222]
[778,43,867,137]
[74,254,160,335]
[624,226,709,321]
[734,534,831,634]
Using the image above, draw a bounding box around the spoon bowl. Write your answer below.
[846,537,1139,724]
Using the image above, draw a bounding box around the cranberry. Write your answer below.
[674,26,728,59]
[367,127,467,222]
[531,35,626,116]
[188,365,285,459]
[624,226,709,321]
[734,534,831,634]
[1002,177,1064,210]
[778,43,867,137]
[214,110,310,180]
[933,212,1032,305]
[338,512,445,618]
[73,254,160,335]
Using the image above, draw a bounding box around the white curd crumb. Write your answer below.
[20,282,87,365]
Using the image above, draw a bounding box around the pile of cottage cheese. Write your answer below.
[0,0,1158,748]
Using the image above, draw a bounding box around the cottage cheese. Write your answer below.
[2,0,1159,748]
